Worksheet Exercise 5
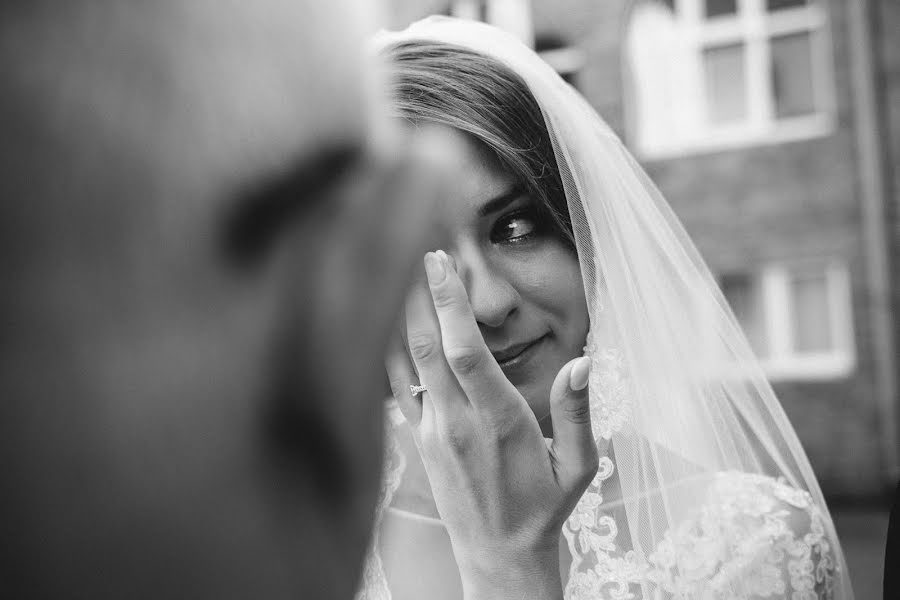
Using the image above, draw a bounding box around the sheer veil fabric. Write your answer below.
[361,16,852,600]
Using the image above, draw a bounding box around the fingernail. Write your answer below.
[569,356,591,392]
[436,249,458,273]
[433,249,452,273]
[424,252,446,285]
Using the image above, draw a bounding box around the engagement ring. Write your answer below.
[409,384,427,396]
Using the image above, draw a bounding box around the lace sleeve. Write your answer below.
[647,472,837,599]
[564,470,838,599]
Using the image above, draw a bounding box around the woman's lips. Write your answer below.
[492,335,548,374]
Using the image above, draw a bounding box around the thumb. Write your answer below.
[549,356,599,490]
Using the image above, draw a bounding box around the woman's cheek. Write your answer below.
[539,246,589,355]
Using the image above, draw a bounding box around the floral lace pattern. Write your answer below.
[562,466,838,599]
[357,425,838,600]
[356,363,840,600]
[583,333,631,440]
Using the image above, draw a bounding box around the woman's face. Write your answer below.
[415,124,589,430]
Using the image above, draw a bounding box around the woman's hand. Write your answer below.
[385,250,598,600]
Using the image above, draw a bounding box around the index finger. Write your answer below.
[404,275,468,421]
[423,250,518,411]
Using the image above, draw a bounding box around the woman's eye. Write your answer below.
[491,211,538,243]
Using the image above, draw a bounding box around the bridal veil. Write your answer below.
[364,16,852,600]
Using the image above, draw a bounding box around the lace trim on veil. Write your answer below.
[563,464,837,599]
[564,337,838,599]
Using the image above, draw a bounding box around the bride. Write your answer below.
[358,16,853,600]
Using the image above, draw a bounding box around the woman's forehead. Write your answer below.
[409,123,516,216]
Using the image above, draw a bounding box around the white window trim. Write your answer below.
[451,0,534,47]
[450,0,482,21]
[761,263,856,380]
[452,0,584,78]
[626,0,836,160]
[734,262,856,381]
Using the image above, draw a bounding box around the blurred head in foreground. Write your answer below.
[0,1,443,598]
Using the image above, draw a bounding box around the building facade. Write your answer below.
[384,0,898,499]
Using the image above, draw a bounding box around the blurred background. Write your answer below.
[382,0,898,595]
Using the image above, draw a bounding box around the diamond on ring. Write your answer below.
[410,384,428,396]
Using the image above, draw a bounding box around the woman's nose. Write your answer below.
[452,251,520,329]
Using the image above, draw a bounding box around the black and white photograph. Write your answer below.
[2,1,898,598]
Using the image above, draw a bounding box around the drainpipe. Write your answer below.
[846,0,899,483]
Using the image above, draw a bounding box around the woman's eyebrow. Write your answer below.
[477,186,525,217]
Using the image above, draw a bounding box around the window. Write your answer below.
[767,0,807,10]
[771,31,816,117]
[717,262,855,380]
[719,272,766,355]
[626,0,834,158]
[450,0,534,46]
[703,43,748,123]
[705,0,738,19]
[450,0,585,82]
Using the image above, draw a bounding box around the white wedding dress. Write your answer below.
[359,16,853,599]
[357,401,839,600]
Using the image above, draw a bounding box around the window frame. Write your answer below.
[717,261,856,382]
[450,0,585,79]
[451,0,535,47]
[626,0,836,159]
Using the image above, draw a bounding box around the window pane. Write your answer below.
[705,0,737,18]
[704,44,747,124]
[789,270,833,353]
[721,273,768,357]
[767,0,807,11]
[451,0,486,21]
[771,32,816,118]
